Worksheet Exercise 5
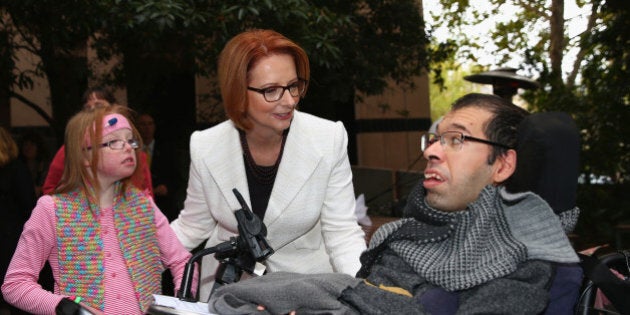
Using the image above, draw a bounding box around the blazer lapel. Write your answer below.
[264,112,321,226]
[201,124,251,210]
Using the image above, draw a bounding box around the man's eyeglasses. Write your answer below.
[420,131,511,152]
[247,79,307,102]
[86,139,139,151]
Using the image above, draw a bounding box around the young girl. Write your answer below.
[2,106,195,314]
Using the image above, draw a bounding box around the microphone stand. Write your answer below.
[177,239,238,302]
[176,188,274,302]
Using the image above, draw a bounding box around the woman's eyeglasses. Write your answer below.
[247,79,307,102]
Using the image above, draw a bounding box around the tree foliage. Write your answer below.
[1,0,429,137]
[428,63,486,119]
[426,0,629,184]
[1,0,100,137]
[578,0,629,182]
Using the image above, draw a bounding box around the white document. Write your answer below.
[149,294,213,315]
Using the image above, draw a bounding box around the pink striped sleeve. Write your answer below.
[151,198,198,296]
[1,196,65,314]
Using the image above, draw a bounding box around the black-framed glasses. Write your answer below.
[247,79,307,102]
[420,131,511,152]
[86,139,139,151]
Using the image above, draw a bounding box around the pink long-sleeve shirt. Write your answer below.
[2,194,195,315]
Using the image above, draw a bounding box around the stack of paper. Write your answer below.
[148,294,213,315]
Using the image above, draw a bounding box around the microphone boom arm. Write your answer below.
[176,188,274,302]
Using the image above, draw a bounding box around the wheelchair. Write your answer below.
[576,249,630,314]
[508,111,629,315]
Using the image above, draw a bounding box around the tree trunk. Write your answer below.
[40,39,88,146]
[549,0,565,89]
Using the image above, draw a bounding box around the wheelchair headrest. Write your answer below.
[505,112,580,215]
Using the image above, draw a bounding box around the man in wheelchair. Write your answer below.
[207,93,582,314]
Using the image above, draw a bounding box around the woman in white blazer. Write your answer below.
[170,29,366,302]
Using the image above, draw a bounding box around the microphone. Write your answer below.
[232,188,274,261]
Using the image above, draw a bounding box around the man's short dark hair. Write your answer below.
[451,93,529,163]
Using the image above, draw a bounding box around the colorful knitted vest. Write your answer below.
[55,184,163,312]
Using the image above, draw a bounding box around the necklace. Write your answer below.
[239,129,289,185]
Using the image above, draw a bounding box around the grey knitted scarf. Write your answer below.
[358,184,578,292]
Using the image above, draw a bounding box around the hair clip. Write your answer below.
[106,117,118,127]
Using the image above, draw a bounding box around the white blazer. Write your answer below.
[171,110,366,301]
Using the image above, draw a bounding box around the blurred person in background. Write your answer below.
[0,126,36,315]
[136,112,179,221]
[19,131,50,197]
